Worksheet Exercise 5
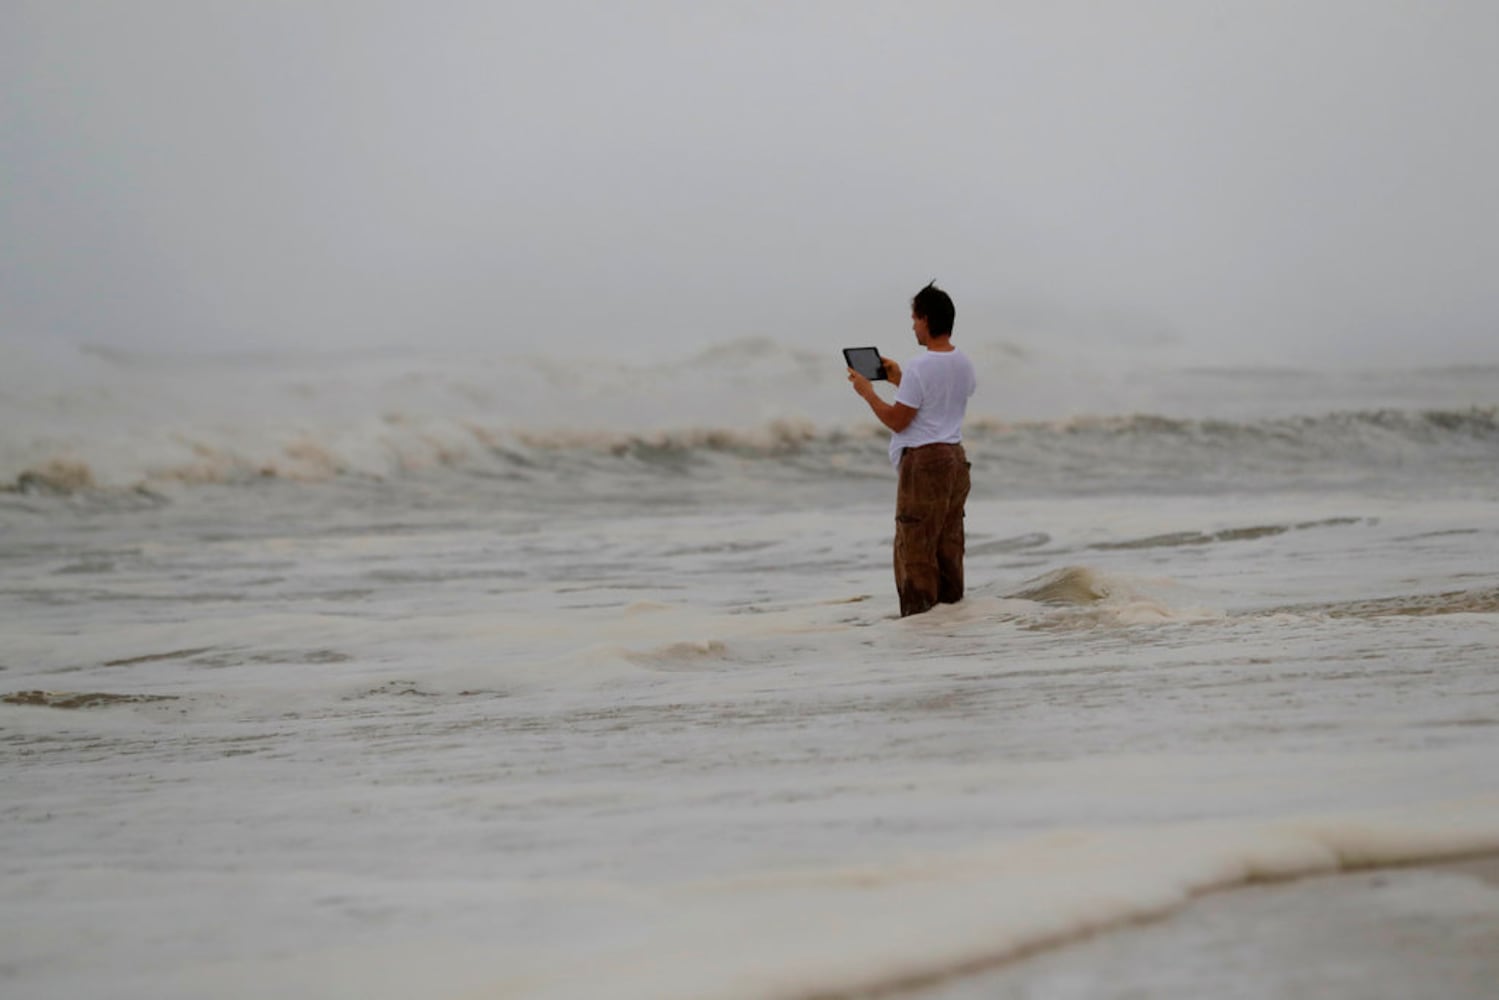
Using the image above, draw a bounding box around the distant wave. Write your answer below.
[5,406,1496,498]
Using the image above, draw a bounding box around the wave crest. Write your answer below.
[5,407,1495,497]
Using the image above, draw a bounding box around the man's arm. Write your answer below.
[848,369,917,432]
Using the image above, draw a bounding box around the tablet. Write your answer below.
[843,347,887,381]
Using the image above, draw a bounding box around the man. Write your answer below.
[847,281,976,617]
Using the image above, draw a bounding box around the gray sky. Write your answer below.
[4,1,1497,364]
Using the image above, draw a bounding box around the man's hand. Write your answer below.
[880,357,902,386]
[847,367,876,401]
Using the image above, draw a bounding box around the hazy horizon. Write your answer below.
[4,1,1498,367]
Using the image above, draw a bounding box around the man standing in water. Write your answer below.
[847,281,976,616]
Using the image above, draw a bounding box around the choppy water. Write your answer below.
[3,337,1499,998]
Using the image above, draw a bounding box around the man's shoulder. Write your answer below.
[906,350,948,369]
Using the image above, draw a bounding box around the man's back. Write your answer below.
[888,348,976,467]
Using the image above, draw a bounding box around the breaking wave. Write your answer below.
[5,407,1496,499]
[4,337,1496,499]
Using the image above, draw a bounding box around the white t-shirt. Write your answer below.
[888,348,977,467]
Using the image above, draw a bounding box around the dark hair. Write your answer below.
[911,281,955,337]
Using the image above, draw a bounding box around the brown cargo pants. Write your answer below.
[893,442,971,617]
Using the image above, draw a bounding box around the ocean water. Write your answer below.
[2,336,1498,999]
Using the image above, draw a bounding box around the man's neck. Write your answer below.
[925,337,955,352]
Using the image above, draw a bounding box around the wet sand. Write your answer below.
[911,855,1499,1000]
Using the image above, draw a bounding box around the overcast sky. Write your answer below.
[4,1,1497,364]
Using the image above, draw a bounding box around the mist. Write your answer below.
[4,1,1497,366]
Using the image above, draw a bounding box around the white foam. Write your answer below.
[464,800,1499,1000]
[6,419,1499,1000]
[126,800,1499,1000]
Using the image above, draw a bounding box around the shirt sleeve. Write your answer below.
[893,364,923,409]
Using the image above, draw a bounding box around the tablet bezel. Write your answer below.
[843,347,887,381]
